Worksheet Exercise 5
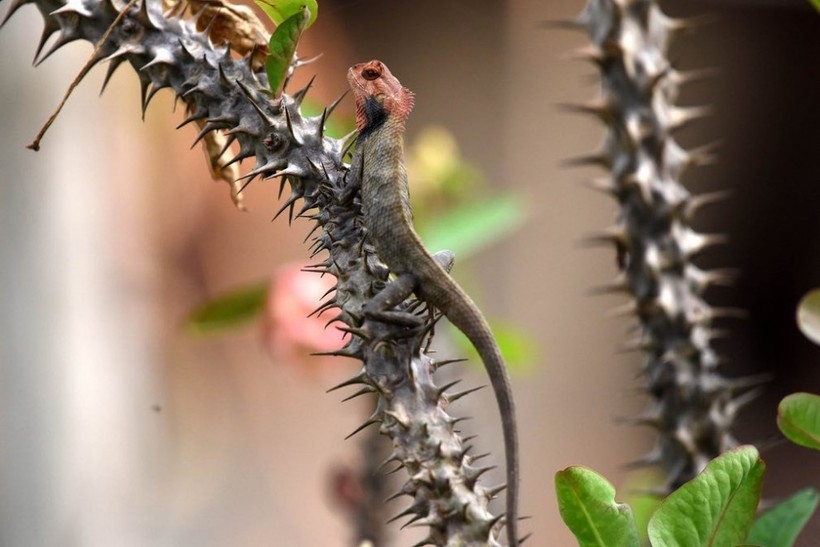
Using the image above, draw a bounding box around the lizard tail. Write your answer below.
[467,315,520,547]
[427,278,520,547]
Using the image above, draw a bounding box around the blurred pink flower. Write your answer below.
[262,262,348,375]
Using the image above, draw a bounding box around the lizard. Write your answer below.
[347,59,520,547]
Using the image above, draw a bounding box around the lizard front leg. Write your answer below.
[363,250,455,328]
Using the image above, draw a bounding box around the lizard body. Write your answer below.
[347,60,519,547]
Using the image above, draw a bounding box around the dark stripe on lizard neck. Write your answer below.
[356,95,388,143]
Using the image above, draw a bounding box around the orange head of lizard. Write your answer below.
[347,60,414,133]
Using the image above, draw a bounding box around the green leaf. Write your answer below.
[255,0,318,28]
[555,466,640,547]
[647,446,764,547]
[747,488,819,547]
[796,288,820,344]
[418,194,527,261]
[187,282,268,334]
[777,392,820,450]
[264,6,310,94]
[811,0,820,13]
[493,322,538,372]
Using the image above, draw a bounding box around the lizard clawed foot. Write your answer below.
[363,308,425,329]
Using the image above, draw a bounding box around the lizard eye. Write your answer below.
[362,67,381,81]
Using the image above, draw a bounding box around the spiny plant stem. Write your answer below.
[1,0,506,543]
[566,0,763,491]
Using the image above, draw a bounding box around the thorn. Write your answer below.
[176,108,208,129]
[450,415,472,427]
[310,347,358,359]
[622,448,663,470]
[189,121,222,148]
[272,195,299,224]
[326,89,349,118]
[432,358,468,371]
[386,506,419,525]
[375,452,402,474]
[689,266,740,289]
[34,29,81,66]
[486,484,507,498]
[561,44,604,65]
[727,373,773,391]
[685,190,732,218]
[341,129,358,158]
[344,417,380,440]
[447,385,486,403]
[539,16,585,31]
[563,152,610,169]
[728,387,765,413]
[399,514,428,530]
[177,37,196,61]
[99,57,126,95]
[580,225,627,247]
[385,463,405,475]
[224,147,254,168]
[140,50,175,72]
[213,133,237,162]
[200,5,222,38]
[668,13,719,34]
[606,300,637,318]
[234,162,281,183]
[234,78,277,126]
[1,0,31,28]
[558,99,614,122]
[464,465,496,487]
[436,379,462,399]
[292,74,316,105]
[410,536,435,547]
[384,489,410,503]
[618,336,652,354]
[582,177,617,195]
[284,106,302,144]
[755,434,789,455]
[670,67,721,87]
[235,174,258,195]
[32,18,60,64]
[51,2,93,17]
[710,307,748,320]
[138,75,152,119]
[341,386,375,402]
[134,0,157,28]
[667,105,712,130]
[326,372,368,393]
[143,81,167,113]
[587,275,629,296]
[307,298,336,318]
[317,107,328,140]
[685,146,721,171]
[680,230,729,257]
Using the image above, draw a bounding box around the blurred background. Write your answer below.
[1,0,818,545]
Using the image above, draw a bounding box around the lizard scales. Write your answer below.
[347,60,520,547]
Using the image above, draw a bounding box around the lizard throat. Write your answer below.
[355,95,388,140]
[354,88,414,138]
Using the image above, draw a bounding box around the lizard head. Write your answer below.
[347,60,414,133]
